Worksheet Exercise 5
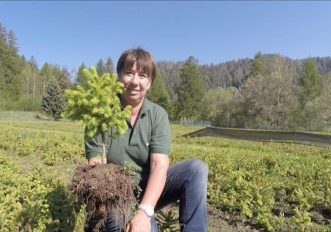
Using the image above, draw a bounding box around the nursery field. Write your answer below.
[0,115,330,231]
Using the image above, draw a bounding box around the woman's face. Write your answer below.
[120,62,151,106]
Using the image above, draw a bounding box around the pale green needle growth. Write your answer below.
[62,66,131,163]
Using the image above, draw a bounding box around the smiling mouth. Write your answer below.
[127,89,139,94]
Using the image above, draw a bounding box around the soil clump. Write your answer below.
[70,163,137,231]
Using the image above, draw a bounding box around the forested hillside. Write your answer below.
[157,53,330,130]
[1,21,331,131]
[157,54,331,131]
[158,55,331,93]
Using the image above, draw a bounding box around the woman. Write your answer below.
[85,48,208,232]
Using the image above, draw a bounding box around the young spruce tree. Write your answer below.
[176,56,205,119]
[63,66,131,163]
[41,80,66,120]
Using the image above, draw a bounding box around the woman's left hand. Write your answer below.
[125,210,151,232]
[126,153,168,232]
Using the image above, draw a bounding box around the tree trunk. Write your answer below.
[26,73,29,95]
[33,73,36,107]
[101,132,106,164]
[43,78,46,95]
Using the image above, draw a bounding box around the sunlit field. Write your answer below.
[0,112,330,231]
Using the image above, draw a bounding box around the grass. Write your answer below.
[0,111,50,120]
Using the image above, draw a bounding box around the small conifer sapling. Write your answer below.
[63,66,131,163]
[62,67,134,230]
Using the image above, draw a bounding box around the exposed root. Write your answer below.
[70,164,137,231]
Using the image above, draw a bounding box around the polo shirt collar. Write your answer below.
[119,95,151,118]
[139,98,151,118]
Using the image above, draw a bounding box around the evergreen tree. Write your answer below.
[96,59,106,76]
[0,23,6,42]
[40,63,72,92]
[7,30,17,51]
[147,70,170,111]
[40,62,52,78]
[300,59,321,104]
[57,67,72,91]
[249,52,265,78]
[40,62,52,94]
[28,56,38,71]
[41,80,66,120]
[76,63,87,87]
[0,23,24,108]
[175,56,205,119]
[105,57,114,74]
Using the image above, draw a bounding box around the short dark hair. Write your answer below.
[116,48,156,83]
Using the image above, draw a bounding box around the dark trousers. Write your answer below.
[105,159,208,232]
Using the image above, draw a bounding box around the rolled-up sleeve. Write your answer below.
[149,109,171,155]
[84,131,102,159]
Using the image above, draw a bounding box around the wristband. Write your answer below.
[138,204,154,217]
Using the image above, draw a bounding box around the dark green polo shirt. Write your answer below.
[84,98,171,184]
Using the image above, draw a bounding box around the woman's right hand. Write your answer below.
[88,157,102,165]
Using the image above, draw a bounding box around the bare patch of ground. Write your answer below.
[157,204,259,232]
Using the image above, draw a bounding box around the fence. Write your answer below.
[176,118,211,126]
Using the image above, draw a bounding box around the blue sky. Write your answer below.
[0,1,330,71]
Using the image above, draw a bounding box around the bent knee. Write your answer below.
[187,158,208,180]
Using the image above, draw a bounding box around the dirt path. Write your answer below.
[158,204,259,232]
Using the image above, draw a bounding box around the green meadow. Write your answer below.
[0,112,330,232]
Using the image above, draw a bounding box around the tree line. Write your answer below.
[157,53,331,131]
[1,22,330,131]
[0,22,114,119]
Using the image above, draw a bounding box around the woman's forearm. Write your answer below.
[140,153,169,209]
